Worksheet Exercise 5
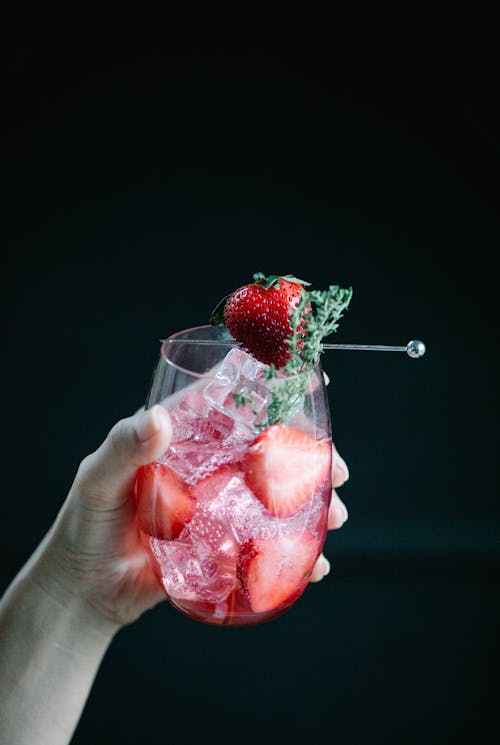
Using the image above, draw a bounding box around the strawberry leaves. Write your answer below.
[209,293,232,326]
[252,272,311,290]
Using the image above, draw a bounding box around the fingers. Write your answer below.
[309,491,348,584]
[330,443,349,528]
[328,491,349,529]
[332,448,349,487]
[310,553,331,582]
[75,405,172,509]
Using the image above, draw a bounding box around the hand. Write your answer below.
[309,369,349,581]
[42,405,349,629]
[309,447,349,582]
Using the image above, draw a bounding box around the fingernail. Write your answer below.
[340,502,348,523]
[135,406,162,442]
[333,456,349,484]
[332,501,348,525]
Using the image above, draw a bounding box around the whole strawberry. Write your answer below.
[210,272,311,368]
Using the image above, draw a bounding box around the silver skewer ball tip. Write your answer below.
[406,340,426,358]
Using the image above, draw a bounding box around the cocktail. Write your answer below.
[134,274,424,626]
[135,322,333,626]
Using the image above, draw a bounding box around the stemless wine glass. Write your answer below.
[134,325,333,626]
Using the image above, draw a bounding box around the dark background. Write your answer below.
[2,8,499,745]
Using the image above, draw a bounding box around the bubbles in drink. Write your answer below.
[136,348,332,625]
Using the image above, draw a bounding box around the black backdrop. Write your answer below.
[2,9,499,745]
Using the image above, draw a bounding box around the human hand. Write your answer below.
[40,405,348,630]
[309,447,349,582]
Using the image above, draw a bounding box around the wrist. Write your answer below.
[21,527,120,646]
[1,532,117,745]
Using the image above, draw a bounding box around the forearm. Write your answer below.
[0,542,118,745]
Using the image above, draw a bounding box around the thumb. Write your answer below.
[75,405,172,509]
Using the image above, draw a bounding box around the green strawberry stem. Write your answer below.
[209,293,232,326]
[252,272,311,291]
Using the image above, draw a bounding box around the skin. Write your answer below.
[0,405,349,745]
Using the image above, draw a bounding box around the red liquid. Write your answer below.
[141,473,331,626]
[135,351,332,626]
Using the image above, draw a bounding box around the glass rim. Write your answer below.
[160,325,234,378]
[159,324,322,380]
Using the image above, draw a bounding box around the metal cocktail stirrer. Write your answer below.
[165,338,426,358]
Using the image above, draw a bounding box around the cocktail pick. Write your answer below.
[163,338,426,358]
[322,339,426,358]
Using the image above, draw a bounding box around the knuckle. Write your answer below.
[72,453,101,505]
[75,453,95,485]
[108,417,131,457]
[73,452,109,509]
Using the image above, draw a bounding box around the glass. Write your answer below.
[134,325,333,626]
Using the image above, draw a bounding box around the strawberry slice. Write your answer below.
[242,424,331,517]
[238,531,319,613]
[135,463,195,540]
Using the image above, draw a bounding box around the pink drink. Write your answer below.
[135,347,332,626]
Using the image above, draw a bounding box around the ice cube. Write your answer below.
[162,387,241,481]
[213,347,267,384]
[150,538,238,603]
[228,381,270,425]
[225,417,259,448]
[203,348,272,429]
[151,472,271,603]
[169,390,236,443]
[168,390,212,442]
[194,408,235,442]
[159,448,196,482]
[150,486,241,604]
[192,470,272,545]
[188,470,272,552]
[162,441,236,483]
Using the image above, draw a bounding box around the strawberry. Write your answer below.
[242,424,331,517]
[135,463,195,540]
[210,272,311,368]
[238,531,319,613]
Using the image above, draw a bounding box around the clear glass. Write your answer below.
[134,325,333,626]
